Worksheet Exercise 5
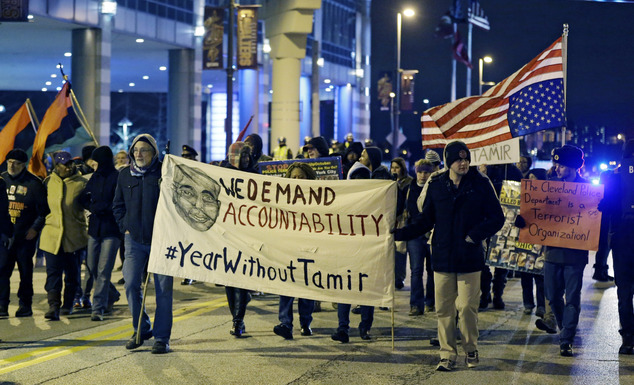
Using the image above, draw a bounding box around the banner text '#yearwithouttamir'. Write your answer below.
[165,241,370,292]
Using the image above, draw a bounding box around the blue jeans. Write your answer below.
[520,272,545,309]
[407,236,435,308]
[544,261,585,344]
[337,304,374,333]
[123,234,173,343]
[613,244,634,335]
[87,236,121,314]
[278,296,314,330]
[395,250,407,286]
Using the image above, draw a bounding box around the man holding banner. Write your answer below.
[515,145,590,357]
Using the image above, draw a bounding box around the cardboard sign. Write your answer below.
[148,155,396,307]
[486,181,545,274]
[518,179,604,250]
[259,157,343,180]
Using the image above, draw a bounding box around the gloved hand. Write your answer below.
[514,215,526,228]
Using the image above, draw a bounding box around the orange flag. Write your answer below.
[0,101,36,165]
[28,82,72,178]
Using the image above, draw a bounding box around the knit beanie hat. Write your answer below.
[308,136,329,157]
[364,146,383,171]
[82,145,96,161]
[425,150,441,166]
[552,145,584,169]
[444,140,471,167]
[92,146,115,173]
[6,148,28,163]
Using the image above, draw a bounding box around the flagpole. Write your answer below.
[25,98,39,132]
[451,22,457,101]
[69,89,99,147]
[561,24,569,146]
[466,22,473,97]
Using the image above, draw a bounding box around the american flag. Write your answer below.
[422,37,565,149]
[468,0,490,31]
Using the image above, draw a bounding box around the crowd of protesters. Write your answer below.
[0,132,632,371]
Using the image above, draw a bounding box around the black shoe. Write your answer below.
[300,326,313,336]
[395,281,405,290]
[331,330,349,343]
[0,305,9,317]
[560,343,573,357]
[82,298,92,310]
[313,301,322,312]
[230,321,245,337]
[44,307,60,321]
[351,305,361,314]
[592,271,615,282]
[479,296,490,311]
[60,307,73,316]
[15,305,33,317]
[126,330,153,350]
[492,297,505,310]
[273,324,293,340]
[91,312,104,321]
[181,279,194,285]
[409,306,424,316]
[359,329,372,340]
[535,318,557,334]
[430,337,440,346]
[619,333,634,354]
[117,277,125,285]
[151,341,170,354]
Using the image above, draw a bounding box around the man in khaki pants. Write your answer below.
[395,140,504,371]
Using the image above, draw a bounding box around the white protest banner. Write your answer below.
[148,155,397,307]
[469,138,520,166]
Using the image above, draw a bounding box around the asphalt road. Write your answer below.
[0,253,631,385]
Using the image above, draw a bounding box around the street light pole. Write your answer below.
[478,56,494,95]
[392,12,402,159]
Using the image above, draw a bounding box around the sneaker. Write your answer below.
[592,271,615,282]
[560,343,573,357]
[351,305,361,314]
[0,305,8,317]
[430,337,440,346]
[125,330,153,350]
[523,307,534,315]
[331,330,349,343]
[15,305,33,317]
[300,326,313,336]
[466,350,479,368]
[359,329,372,340]
[273,324,293,340]
[230,321,245,338]
[409,306,424,316]
[82,298,92,310]
[151,341,170,354]
[73,298,82,309]
[91,312,104,321]
[425,305,435,313]
[436,359,456,371]
[535,318,557,334]
[181,279,194,285]
[535,306,546,318]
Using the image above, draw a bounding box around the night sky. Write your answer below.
[370,0,634,148]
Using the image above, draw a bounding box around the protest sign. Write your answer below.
[148,155,397,307]
[486,181,545,274]
[259,157,343,180]
[518,179,603,250]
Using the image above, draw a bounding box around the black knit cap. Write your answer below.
[444,140,471,167]
[364,146,383,170]
[6,148,28,163]
[82,145,96,161]
[308,136,329,157]
[552,145,584,169]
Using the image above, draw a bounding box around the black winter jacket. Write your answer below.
[112,160,162,245]
[79,169,122,238]
[1,169,47,238]
[395,167,504,273]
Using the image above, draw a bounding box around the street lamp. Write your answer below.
[392,8,415,158]
[478,56,495,95]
